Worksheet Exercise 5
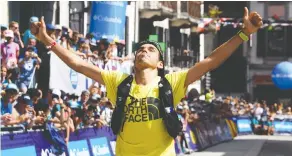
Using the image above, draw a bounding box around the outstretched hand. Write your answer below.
[30,16,48,42]
[242,7,263,35]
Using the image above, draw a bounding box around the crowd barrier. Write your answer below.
[1,119,237,156]
[234,116,292,135]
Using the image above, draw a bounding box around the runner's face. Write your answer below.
[135,44,162,70]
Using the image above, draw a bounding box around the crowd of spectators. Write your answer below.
[0,16,131,143]
[175,89,292,153]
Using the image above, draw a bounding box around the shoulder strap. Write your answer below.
[158,77,174,108]
[117,75,133,101]
[111,75,133,135]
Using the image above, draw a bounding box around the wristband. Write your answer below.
[46,41,57,50]
[237,30,249,41]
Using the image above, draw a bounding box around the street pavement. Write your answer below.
[188,135,292,156]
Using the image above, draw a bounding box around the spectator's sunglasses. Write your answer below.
[11,25,18,29]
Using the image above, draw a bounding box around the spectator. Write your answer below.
[54,25,62,42]
[1,30,20,83]
[1,83,19,125]
[76,43,89,58]
[22,16,38,46]
[276,103,283,115]
[286,107,292,115]
[79,90,89,109]
[14,94,36,128]
[60,27,73,51]
[20,38,38,59]
[9,21,24,48]
[1,25,8,44]
[99,97,113,126]
[71,31,79,51]
[1,67,10,88]
[46,24,56,40]
[18,47,41,92]
[68,92,83,128]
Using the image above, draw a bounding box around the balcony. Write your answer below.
[171,1,201,27]
[139,1,177,19]
[160,1,177,13]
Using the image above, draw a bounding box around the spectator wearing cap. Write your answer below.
[86,38,99,59]
[54,25,62,42]
[75,43,89,59]
[18,45,41,92]
[46,24,56,40]
[23,16,39,46]
[1,25,8,44]
[13,94,37,127]
[1,30,20,83]
[1,83,19,125]
[68,92,84,128]
[49,89,64,120]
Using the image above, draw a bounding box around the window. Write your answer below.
[69,1,84,32]
[266,2,287,20]
[257,26,289,57]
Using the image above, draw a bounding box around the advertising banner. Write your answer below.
[193,122,211,150]
[1,127,116,156]
[50,52,88,95]
[274,119,292,134]
[50,53,134,95]
[236,117,253,134]
[89,1,127,42]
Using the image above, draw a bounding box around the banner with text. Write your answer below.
[89,1,127,42]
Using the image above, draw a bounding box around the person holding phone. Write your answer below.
[18,47,42,93]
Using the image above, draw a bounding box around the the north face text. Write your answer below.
[124,97,161,122]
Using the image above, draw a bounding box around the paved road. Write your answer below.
[188,135,292,156]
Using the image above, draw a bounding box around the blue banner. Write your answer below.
[89,1,127,42]
[89,137,112,156]
[274,119,292,134]
[2,146,37,156]
[68,140,90,156]
[236,117,253,134]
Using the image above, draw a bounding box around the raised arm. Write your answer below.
[30,17,105,85]
[185,7,263,87]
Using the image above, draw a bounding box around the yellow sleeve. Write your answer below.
[101,70,128,105]
[165,70,188,107]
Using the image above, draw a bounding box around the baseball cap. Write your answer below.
[52,89,61,99]
[30,16,39,23]
[1,25,8,31]
[6,83,19,92]
[55,25,62,30]
[22,94,33,106]
[46,24,55,30]
[177,105,183,110]
[89,38,97,46]
[79,38,86,44]
[4,30,14,38]
[90,94,101,102]
[70,92,79,99]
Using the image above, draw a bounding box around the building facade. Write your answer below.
[248,1,292,104]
